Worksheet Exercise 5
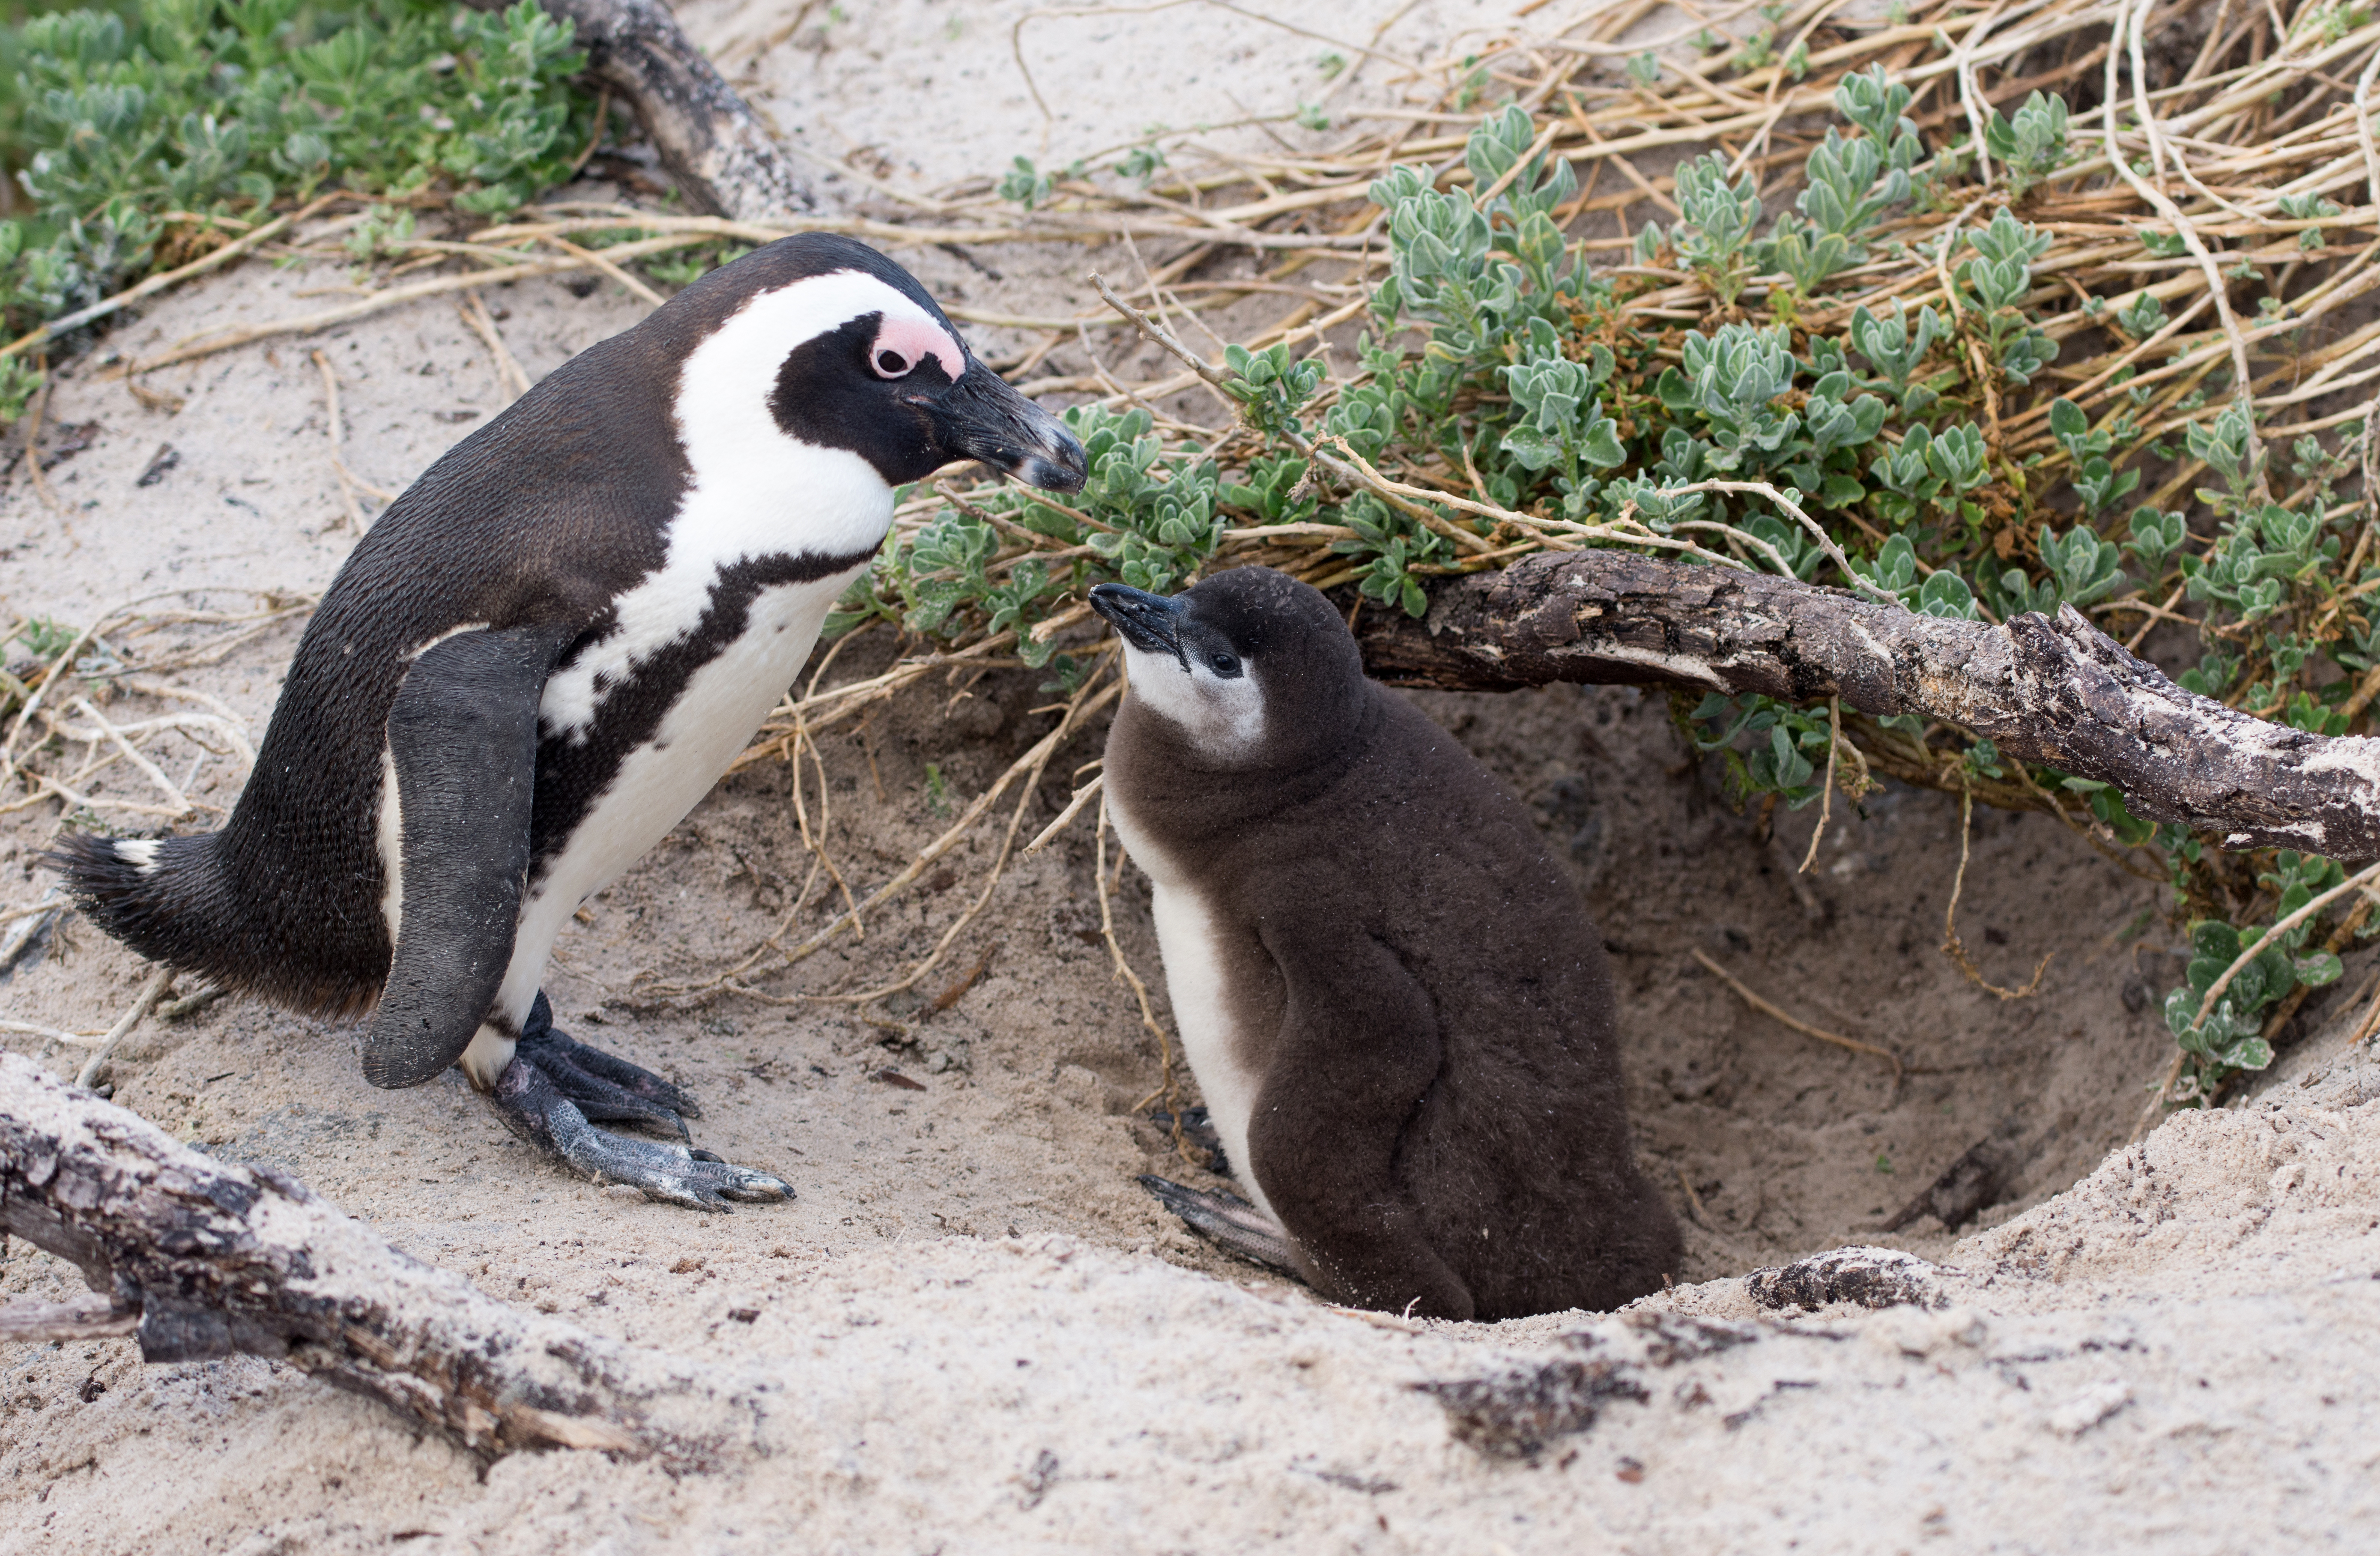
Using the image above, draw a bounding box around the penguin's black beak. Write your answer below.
[925,361,1087,493]
[1089,582,1188,670]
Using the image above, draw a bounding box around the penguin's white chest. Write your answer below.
[1107,799,1278,1223]
[536,573,847,903]
[529,448,890,908]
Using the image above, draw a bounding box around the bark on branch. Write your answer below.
[0,1053,761,1468]
[1350,550,2380,861]
[467,0,825,220]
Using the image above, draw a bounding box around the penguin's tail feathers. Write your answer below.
[48,830,272,1002]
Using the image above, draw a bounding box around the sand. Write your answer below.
[5,4,2379,1550]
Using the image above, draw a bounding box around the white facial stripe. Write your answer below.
[1122,642,1264,757]
[542,271,907,739]
[678,269,949,474]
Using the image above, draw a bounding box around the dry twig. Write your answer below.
[458,290,534,403]
[1691,946,1905,1082]
[1942,785,2054,1001]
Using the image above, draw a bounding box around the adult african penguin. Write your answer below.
[54,234,1086,1209]
[1090,567,1680,1319]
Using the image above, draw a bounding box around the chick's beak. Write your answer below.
[926,360,1087,492]
[1089,583,1188,670]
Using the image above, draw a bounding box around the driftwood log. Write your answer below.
[466,0,824,220]
[0,1052,761,1468]
[1350,550,2380,862]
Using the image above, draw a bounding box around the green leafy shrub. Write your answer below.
[743,78,2380,1108]
[1982,90,2073,197]
[0,0,597,343]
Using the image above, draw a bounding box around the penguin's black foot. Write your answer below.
[517,993,699,1140]
[1138,1175,1302,1277]
[492,1040,791,1213]
[1146,1105,1230,1175]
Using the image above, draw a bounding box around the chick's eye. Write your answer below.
[874,349,910,377]
[1209,652,1240,677]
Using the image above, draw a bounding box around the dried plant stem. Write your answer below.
[72,966,173,1087]
[536,232,665,307]
[1026,772,1105,853]
[308,349,379,530]
[2189,859,2380,1034]
[1,603,113,785]
[769,679,1123,970]
[1673,1163,1710,1228]
[20,363,61,514]
[458,291,533,404]
[729,634,1026,773]
[0,1020,100,1048]
[2132,858,2380,1138]
[2110,0,2261,491]
[2255,894,2376,1044]
[812,662,1118,1007]
[67,697,189,817]
[2,590,307,792]
[0,191,342,361]
[1799,696,1842,874]
[1689,947,1904,1082]
[1942,783,2054,1000]
[2350,972,2380,1047]
[118,233,713,375]
[798,721,863,941]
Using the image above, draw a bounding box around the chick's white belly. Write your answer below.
[1147,878,1277,1224]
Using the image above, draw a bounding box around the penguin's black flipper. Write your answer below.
[1137,1175,1302,1276]
[363,624,562,1090]
[493,1058,791,1212]
[1250,925,1476,1320]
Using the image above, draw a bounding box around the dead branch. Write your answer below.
[1351,551,2380,862]
[0,1052,763,1468]
[461,0,826,220]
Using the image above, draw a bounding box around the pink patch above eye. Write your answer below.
[871,315,963,382]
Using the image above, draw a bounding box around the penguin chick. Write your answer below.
[1090,567,1680,1318]
[54,235,1086,1211]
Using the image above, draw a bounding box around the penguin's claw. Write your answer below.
[1138,1175,1303,1276]
[491,1050,792,1212]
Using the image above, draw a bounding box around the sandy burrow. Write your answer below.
[5,1073,2380,1555]
[2,3,2379,1550]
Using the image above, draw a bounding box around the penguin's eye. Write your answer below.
[1208,651,1241,678]
[873,348,913,378]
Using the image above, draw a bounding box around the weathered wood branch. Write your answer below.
[1349,550,2380,861]
[0,1291,137,1342]
[466,0,825,220]
[0,1053,764,1468]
